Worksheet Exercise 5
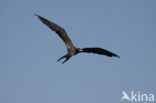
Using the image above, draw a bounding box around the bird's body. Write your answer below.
[35,14,120,64]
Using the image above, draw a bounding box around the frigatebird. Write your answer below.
[35,14,120,64]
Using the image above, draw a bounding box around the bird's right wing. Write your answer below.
[35,14,75,50]
[82,47,120,58]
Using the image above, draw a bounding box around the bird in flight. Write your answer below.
[35,14,120,64]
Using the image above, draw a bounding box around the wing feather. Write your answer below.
[82,47,120,58]
[35,14,75,49]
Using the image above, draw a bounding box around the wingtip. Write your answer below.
[113,54,120,58]
[34,14,39,17]
[116,55,120,58]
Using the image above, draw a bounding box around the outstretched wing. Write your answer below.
[35,14,75,50]
[82,47,120,58]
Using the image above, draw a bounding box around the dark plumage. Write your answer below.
[82,48,120,58]
[35,14,120,64]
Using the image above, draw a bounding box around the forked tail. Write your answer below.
[57,54,71,64]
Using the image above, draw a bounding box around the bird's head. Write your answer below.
[76,48,83,52]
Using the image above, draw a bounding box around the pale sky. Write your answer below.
[0,0,156,103]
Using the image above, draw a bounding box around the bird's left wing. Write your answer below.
[81,47,120,58]
[35,14,75,50]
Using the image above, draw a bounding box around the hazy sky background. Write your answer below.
[0,0,156,103]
